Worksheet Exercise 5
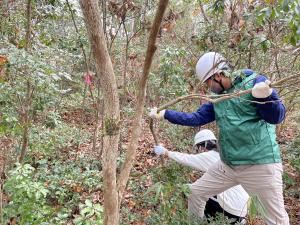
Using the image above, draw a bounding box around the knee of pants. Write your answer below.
[188,185,209,203]
[189,183,210,195]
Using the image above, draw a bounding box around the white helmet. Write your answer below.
[194,129,217,146]
[195,52,228,83]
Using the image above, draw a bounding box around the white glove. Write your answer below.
[149,107,166,119]
[252,80,273,98]
[153,145,168,155]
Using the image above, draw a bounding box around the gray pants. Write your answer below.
[188,161,290,225]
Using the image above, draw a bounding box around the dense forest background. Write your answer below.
[0,0,299,224]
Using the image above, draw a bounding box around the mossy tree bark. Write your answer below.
[80,1,120,224]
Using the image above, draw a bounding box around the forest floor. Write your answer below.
[0,107,299,225]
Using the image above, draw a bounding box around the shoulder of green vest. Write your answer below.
[235,72,257,90]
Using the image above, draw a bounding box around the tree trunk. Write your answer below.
[80,1,120,225]
[117,0,169,203]
[19,0,33,163]
[19,79,33,163]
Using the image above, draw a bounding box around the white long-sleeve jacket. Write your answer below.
[167,150,249,217]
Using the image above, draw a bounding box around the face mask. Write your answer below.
[210,80,225,94]
[195,142,207,153]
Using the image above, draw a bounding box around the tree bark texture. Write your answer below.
[19,0,33,163]
[117,0,169,202]
[79,1,120,225]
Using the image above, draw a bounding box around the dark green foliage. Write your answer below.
[73,199,104,225]
[289,135,300,174]
[211,0,226,13]
[3,157,102,224]
[3,164,53,224]
[27,122,90,157]
[143,162,192,224]
[149,46,191,100]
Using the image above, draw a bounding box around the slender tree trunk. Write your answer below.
[19,79,33,163]
[117,0,169,203]
[122,21,129,93]
[79,1,120,225]
[19,0,33,163]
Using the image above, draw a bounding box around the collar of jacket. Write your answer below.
[233,69,254,85]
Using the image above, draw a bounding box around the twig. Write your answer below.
[274,81,300,89]
[175,35,199,60]
[66,0,89,72]
[149,119,159,145]
[199,1,210,24]
[248,37,253,68]
[66,0,95,101]
[109,22,123,51]
[263,67,292,75]
[280,89,300,99]
[157,94,212,111]
[25,0,32,51]
[121,18,143,93]
[67,0,98,152]
[274,49,281,79]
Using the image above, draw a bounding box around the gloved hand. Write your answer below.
[149,107,166,119]
[252,80,273,98]
[154,145,168,156]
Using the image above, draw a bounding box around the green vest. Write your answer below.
[213,73,281,165]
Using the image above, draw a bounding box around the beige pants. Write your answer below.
[188,161,290,225]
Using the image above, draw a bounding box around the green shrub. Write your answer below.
[143,162,191,224]
[73,199,104,225]
[3,164,53,224]
[290,135,300,174]
[28,122,91,157]
[3,156,102,224]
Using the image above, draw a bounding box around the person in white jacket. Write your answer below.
[153,129,249,224]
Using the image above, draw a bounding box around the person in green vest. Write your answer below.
[149,52,289,225]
